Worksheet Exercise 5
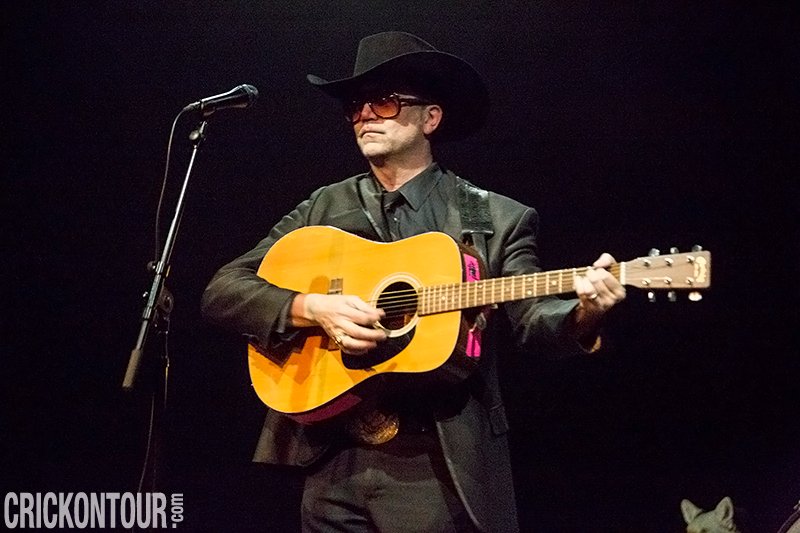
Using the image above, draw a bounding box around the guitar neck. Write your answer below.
[419,264,622,315]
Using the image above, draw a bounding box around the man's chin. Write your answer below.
[359,144,389,160]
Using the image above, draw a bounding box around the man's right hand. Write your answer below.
[290,293,387,355]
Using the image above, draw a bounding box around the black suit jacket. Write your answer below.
[201,169,586,532]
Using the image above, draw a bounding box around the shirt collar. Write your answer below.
[372,162,443,211]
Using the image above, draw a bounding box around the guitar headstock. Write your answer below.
[622,246,711,301]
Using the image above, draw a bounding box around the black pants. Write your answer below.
[301,432,476,532]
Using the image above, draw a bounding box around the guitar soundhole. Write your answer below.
[376,281,418,332]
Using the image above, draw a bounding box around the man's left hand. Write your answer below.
[572,252,626,340]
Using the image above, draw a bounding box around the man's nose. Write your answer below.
[355,102,378,122]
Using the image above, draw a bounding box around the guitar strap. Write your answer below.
[457,178,494,359]
[457,178,493,264]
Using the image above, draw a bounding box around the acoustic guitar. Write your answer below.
[247,226,711,423]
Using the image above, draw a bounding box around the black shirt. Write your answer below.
[361,162,452,241]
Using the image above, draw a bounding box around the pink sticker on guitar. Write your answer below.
[463,253,482,359]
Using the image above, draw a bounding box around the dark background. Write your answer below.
[4,2,798,531]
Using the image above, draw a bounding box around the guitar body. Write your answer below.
[247,226,475,423]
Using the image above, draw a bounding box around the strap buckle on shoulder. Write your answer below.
[457,179,493,264]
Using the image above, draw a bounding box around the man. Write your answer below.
[202,31,625,532]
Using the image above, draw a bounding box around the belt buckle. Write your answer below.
[346,408,399,445]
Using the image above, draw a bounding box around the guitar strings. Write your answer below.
[365,282,518,317]
[367,274,575,307]
[366,279,544,312]
[364,267,616,316]
[333,261,685,318]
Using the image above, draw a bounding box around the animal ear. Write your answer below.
[681,499,703,523]
[714,497,735,527]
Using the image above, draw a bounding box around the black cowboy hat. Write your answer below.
[307,31,489,141]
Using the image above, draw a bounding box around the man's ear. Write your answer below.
[422,105,443,136]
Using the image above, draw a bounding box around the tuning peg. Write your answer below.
[669,247,679,254]
[688,291,703,302]
[648,290,656,303]
[668,290,677,302]
[691,244,703,252]
[644,248,660,267]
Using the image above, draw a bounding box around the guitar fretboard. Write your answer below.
[419,264,622,315]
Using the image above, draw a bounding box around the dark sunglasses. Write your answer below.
[344,93,434,124]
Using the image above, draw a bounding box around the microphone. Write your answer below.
[183,84,258,117]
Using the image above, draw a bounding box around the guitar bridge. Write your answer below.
[329,278,343,295]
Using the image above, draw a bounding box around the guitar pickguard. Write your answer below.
[341,330,415,370]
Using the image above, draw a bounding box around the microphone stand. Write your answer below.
[122,119,208,489]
